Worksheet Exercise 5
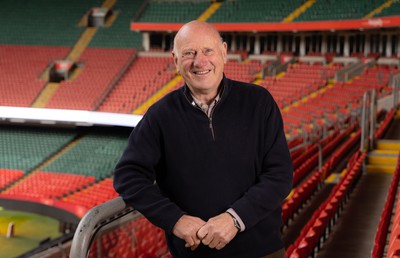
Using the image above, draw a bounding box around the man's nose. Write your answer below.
[193,52,207,67]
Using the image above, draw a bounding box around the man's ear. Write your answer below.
[222,42,228,64]
[172,51,178,66]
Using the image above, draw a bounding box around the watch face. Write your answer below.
[232,217,241,231]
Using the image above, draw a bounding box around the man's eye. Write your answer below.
[204,49,213,55]
[183,51,195,57]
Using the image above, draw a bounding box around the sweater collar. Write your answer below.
[182,75,229,104]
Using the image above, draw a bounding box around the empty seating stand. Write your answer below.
[295,0,386,21]
[0,169,24,189]
[41,131,129,179]
[0,45,70,107]
[45,48,134,110]
[224,60,261,83]
[0,125,76,171]
[98,56,178,114]
[0,0,101,46]
[138,1,210,23]
[1,171,95,199]
[60,178,119,210]
[207,0,305,22]
[89,0,144,49]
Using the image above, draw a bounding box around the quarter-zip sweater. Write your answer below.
[113,77,293,258]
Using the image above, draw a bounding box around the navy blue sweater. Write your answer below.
[113,77,293,257]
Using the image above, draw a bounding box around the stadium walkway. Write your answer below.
[317,118,400,258]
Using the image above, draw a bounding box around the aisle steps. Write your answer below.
[366,140,400,174]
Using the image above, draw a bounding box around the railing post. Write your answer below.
[369,89,377,151]
[360,91,371,153]
[394,75,399,109]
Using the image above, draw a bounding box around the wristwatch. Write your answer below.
[227,212,241,232]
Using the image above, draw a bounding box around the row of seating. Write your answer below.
[282,64,398,138]
[293,125,357,187]
[1,171,95,199]
[287,151,367,257]
[282,124,360,225]
[60,178,118,209]
[373,152,400,258]
[224,60,262,83]
[0,169,23,189]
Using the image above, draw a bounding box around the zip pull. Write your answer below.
[209,118,215,141]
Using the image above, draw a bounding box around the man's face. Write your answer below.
[172,24,227,94]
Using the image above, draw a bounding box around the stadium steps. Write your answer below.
[366,112,400,174]
[101,0,116,9]
[283,0,316,23]
[66,28,98,62]
[133,75,183,115]
[34,0,110,108]
[197,1,222,22]
[32,83,61,108]
[366,148,399,174]
[364,0,397,19]
[33,135,83,172]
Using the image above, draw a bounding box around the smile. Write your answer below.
[193,70,211,75]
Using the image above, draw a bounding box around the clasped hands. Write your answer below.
[172,213,239,251]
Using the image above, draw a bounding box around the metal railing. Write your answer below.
[69,197,137,258]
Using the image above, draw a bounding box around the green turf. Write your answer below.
[0,208,62,258]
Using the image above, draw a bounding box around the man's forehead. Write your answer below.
[177,36,221,49]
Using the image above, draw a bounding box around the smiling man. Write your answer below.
[113,20,293,258]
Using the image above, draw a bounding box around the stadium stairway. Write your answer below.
[313,109,400,258]
[196,1,222,22]
[283,0,316,23]
[133,75,183,115]
[367,110,400,174]
[32,0,116,108]
[364,0,398,19]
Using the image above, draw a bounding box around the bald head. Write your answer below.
[171,20,227,101]
[173,20,223,55]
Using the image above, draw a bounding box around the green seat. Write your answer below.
[89,0,145,49]
[42,131,129,179]
[0,126,76,171]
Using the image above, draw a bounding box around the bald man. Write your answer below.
[114,20,293,258]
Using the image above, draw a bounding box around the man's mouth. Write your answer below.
[193,70,211,75]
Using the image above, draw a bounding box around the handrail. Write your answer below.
[69,196,133,258]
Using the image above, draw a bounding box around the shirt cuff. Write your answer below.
[226,208,246,232]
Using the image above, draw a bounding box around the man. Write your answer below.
[113,20,293,258]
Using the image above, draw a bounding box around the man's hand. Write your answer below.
[196,212,238,250]
[172,215,206,250]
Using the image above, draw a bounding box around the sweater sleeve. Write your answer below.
[113,112,185,234]
[230,96,293,230]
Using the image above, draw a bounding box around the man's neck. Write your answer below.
[188,81,223,106]
[191,90,218,106]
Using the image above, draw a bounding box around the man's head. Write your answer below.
[172,20,227,96]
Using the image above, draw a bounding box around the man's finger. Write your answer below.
[196,226,207,240]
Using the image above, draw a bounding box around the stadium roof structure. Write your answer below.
[131,15,400,32]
